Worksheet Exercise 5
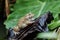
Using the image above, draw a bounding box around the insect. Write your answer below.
[13,12,35,32]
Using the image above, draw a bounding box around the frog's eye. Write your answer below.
[13,26,20,32]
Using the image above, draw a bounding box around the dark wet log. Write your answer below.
[7,11,54,40]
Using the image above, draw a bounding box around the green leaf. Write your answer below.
[4,0,43,29]
[48,20,60,30]
[37,32,57,39]
[4,0,60,29]
[57,27,60,40]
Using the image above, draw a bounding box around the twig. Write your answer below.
[5,0,10,17]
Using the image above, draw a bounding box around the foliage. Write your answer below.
[4,0,60,40]
[4,0,60,29]
[4,0,42,29]
[37,32,57,39]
